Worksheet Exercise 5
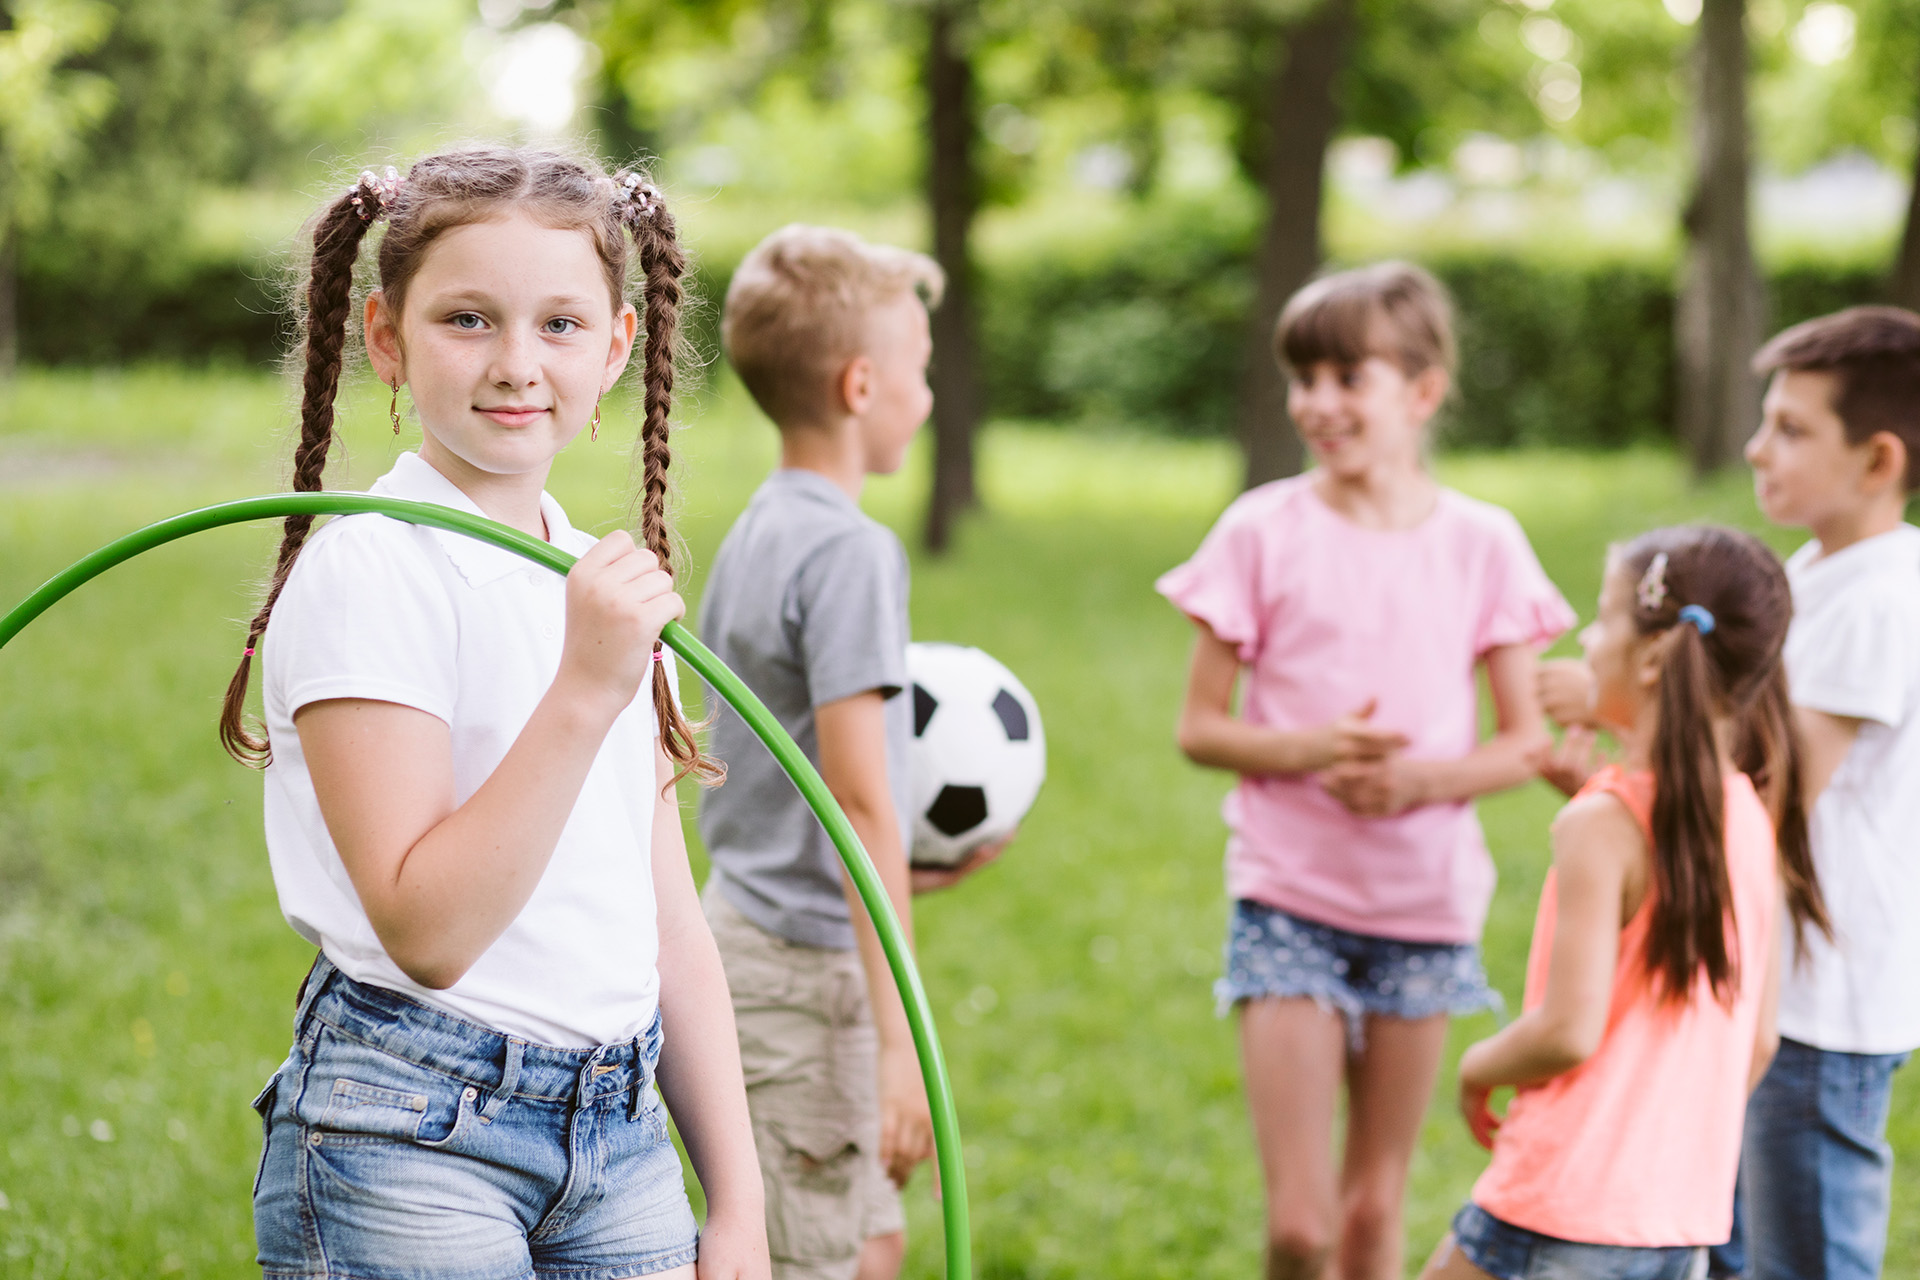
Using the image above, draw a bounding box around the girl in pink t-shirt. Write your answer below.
[1421,526,1829,1280]
[1158,263,1572,1280]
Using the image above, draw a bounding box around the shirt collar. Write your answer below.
[766,467,861,512]
[368,451,586,588]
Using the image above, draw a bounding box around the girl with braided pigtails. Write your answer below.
[230,147,769,1280]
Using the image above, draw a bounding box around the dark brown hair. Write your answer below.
[1615,526,1829,1005]
[221,145,720,787]
[1752,305,1920,491]
[1274,260,1457,380]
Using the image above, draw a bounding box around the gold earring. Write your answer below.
[389,379,402,435]
[591,400,601,443]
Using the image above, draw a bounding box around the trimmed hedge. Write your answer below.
[15,205,1889,449]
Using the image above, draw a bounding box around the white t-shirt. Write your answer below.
[261,452,666,1048]
[1777,522,1920,1055]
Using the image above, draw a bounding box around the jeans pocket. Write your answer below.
[250,1075,280,1199]
[298,1028,469,1149]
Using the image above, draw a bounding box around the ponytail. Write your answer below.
[615,173,723,790]
[1736,664,1832,957]
[1646,621,1737,1004]
[220,173,389,765]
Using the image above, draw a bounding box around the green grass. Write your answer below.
[1,368,1915,1277]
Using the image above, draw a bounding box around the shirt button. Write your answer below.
[543,625,556,639]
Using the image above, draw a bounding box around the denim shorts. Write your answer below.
[1452,1204,1708,1280]
[252,955,699,1280]
[1216,899,1499,1046]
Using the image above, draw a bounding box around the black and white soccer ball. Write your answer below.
[907,643,1046,868]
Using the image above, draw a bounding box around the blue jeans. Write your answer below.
[252,955,699,1279]
[1451,1204,1707,1280]
[1710,1037,1908,1280]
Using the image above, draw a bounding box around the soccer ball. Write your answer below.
[907,643,1046,868]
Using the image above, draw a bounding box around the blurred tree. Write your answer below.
[924,0,982,551]
[1678,0,1763,474]
[0,0,114,375]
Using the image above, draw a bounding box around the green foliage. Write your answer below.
[7,369,1920,1276]
[0,0,115,229]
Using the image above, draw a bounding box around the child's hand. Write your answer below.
[911,834,1009,894]
[1459,1078,1501,1151]
[877,1044,935,1189]
[1321,756,1427,817]
[694,1207,771,1280]
[1329,698,1410,763]
[1537,659,1596,729]
[1539,726,1608,798]
[558,532,685,713]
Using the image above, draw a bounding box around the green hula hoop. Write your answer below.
[0,492,970,1278]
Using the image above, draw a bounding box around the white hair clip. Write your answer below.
[1636,551,1670,613]
[349,166,403,223]
[616,172,662,221]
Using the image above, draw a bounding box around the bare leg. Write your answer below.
[1335,1014,1450,1280]
[1417,1233,1497,1280]
[1241,997,1349,1280]
[855,1231,904,1280]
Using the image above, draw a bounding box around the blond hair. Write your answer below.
[722,224,944,426]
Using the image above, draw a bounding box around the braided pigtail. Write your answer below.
[219,172,393,765]
[615,172,723,789]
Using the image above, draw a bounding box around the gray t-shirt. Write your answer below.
[697,469,914,950]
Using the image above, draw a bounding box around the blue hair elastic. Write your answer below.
[1678,604,1716,635]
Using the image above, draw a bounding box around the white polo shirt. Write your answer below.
[1777,522,1920,1055]
[261,452,665,1047]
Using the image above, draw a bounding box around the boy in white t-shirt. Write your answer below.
[1541,308,1920,1280]
[1728,307,1920,1280]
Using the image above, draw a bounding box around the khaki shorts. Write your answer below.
[704,884,904,1280]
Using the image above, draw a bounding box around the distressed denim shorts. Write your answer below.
[252,955,699,1280]
[1216,899,1499,1046]
[1452,1203,1709,1280]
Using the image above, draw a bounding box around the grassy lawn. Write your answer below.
[1,367,1915,1277]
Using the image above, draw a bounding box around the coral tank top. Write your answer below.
[1470,766,1777,1246]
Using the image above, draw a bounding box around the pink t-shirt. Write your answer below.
[1471,767,1778,1246]
[1156,476,1572,943]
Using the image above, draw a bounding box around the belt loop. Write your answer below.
[292,951,336,1040]
[482,1037,524,1121]
[628,1032,646,1121]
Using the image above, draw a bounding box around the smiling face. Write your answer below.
[852,291,934,475]
[367,211,636,481]
[1745,369,1879,531]
[1286,355,1445,480]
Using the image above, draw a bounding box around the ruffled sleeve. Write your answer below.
[1474,507,1576,655]
[1156,503,1266,663]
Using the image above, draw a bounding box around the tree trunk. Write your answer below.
[1888,75,1920,309]
[1233,0,1354,492]
[924,0,982,553]
[1676,0,1763,476]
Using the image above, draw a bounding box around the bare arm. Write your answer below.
[814,689,932,1189]
[1175,619,1406,776]
[1323,643,1552,817]
[1749,898,1784,1094]
[1456,792,1639,1147]
[650,746,770,1280]
[1797,706,1862,805]
[296,533,681,989]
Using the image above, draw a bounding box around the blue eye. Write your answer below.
[449,312,484,331]
[544,317,580,336]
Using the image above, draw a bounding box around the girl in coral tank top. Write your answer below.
[1422,526,1831,1280]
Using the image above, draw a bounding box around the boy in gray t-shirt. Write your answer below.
[698,225,997,1280]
